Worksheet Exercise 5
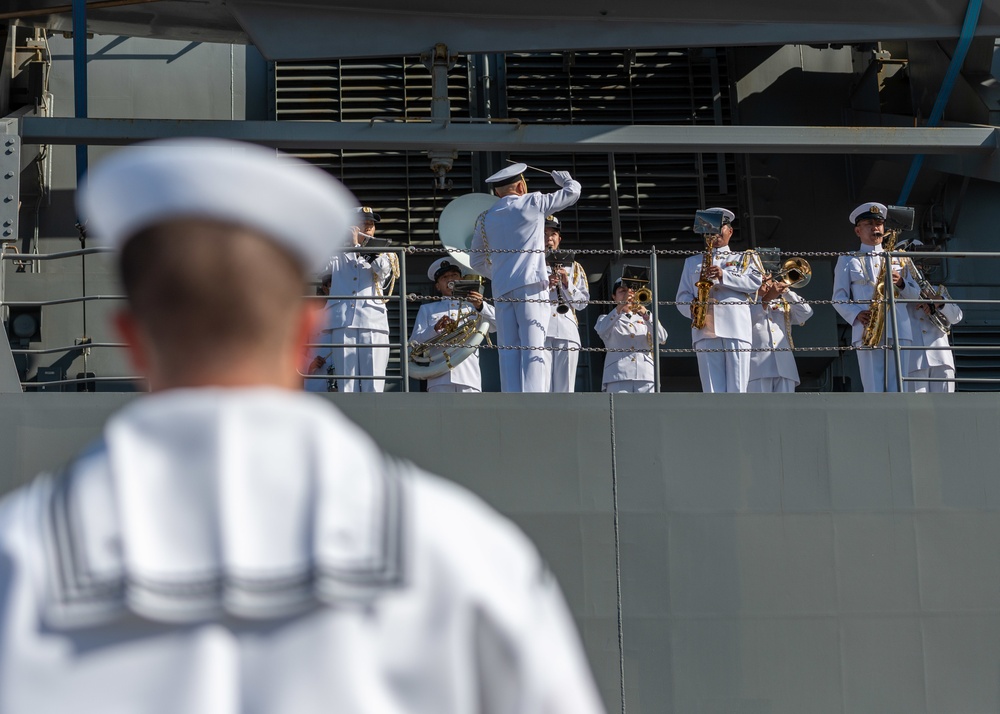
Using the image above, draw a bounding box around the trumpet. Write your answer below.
[633,285,653,306]
[624,283,653,314]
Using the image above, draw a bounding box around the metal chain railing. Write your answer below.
[4,245,996,392]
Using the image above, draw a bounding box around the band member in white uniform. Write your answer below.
[832,202,920,392]
[317,206,398,392]
[595,277,667,393]
[409,257,496,393]
[675,207,762,393]
[748,274,814,393]
[0,139,605,714]
[470,163,581,393]
[902,242,963,393]
[544,215,590,392]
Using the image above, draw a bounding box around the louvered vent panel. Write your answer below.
[275,57,475,246]
[504,50,738,246]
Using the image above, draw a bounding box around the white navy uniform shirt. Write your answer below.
[906,297,963,371]
[594,309,667,387]
[547,261,589,344]
[0,388,605,714]
[749,291,813,383]
[675,246,763,344]
[832,243,920,345]
[324,251,394,332]
[470,181,581,297]
[409,298,497,391]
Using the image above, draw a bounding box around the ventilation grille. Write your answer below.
[502,49,738,246]
[275,56,475,246]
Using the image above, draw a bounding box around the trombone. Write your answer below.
[771,257,812,289]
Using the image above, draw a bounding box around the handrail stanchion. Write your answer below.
[398,248,409,392]
[886,251,904,392]
[650,249,661,393]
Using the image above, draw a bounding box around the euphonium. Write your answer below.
[860,228,899,348]
[691,234,715,329]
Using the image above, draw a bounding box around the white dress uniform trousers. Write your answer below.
[470,178,581,392]
[409,298,497,392]
[832,244,920,392]
[905,300,963,393]
[322,251,395,392]
[546,261,590,392]
[0,388,606,714]
[675,246,763,393]
[594,309,667,393]
[748,291,813,393]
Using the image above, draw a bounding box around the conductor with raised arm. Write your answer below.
[470,163,581,392]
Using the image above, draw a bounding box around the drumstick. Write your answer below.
[506,158,552,176]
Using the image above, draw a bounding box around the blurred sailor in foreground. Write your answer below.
[409,257,496,392]
[544,215,590,392]
[675,207,762,393]
[902,241,963,393]
[832,202,920,392]
[470,163,581,392]
[748,272,814,393]
[314,206,398,392]
[0,139,605,714]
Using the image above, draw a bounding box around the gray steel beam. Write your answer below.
[19,117,1000,155]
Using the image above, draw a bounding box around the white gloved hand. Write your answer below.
[551,170,572,187]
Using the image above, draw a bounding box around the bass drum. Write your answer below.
[437,193,497,272]
[408,313,491,380]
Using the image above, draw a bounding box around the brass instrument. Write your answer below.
[691,234,715,329]
[860,228,899,348]
[632,285,653,309]
[447,275,485,300]
[408,305,490,380]
[547,249,576,314]
[902,255,952,335]
[772,257,812,289]
[437,193,499,273]
[353,233,399,305]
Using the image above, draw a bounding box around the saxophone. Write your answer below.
[860,228,899,347]
[690,234,715,329]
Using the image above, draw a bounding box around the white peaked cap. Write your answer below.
[485,163,527,184]
[76,138,358,272]
[427,257,462,282]
[704,207,736,223]
[849,202,888,225]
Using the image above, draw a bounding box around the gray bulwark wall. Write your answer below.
[1,392,999,713]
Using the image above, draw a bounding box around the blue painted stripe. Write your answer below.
[897,0,983,204]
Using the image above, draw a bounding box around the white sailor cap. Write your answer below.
[76,138,358,272]
[850,202,888,225]
[486,163,527,188]
[428,257,463,282]
[704,207,736,224]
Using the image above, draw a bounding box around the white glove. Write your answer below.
[551,170,572,188]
